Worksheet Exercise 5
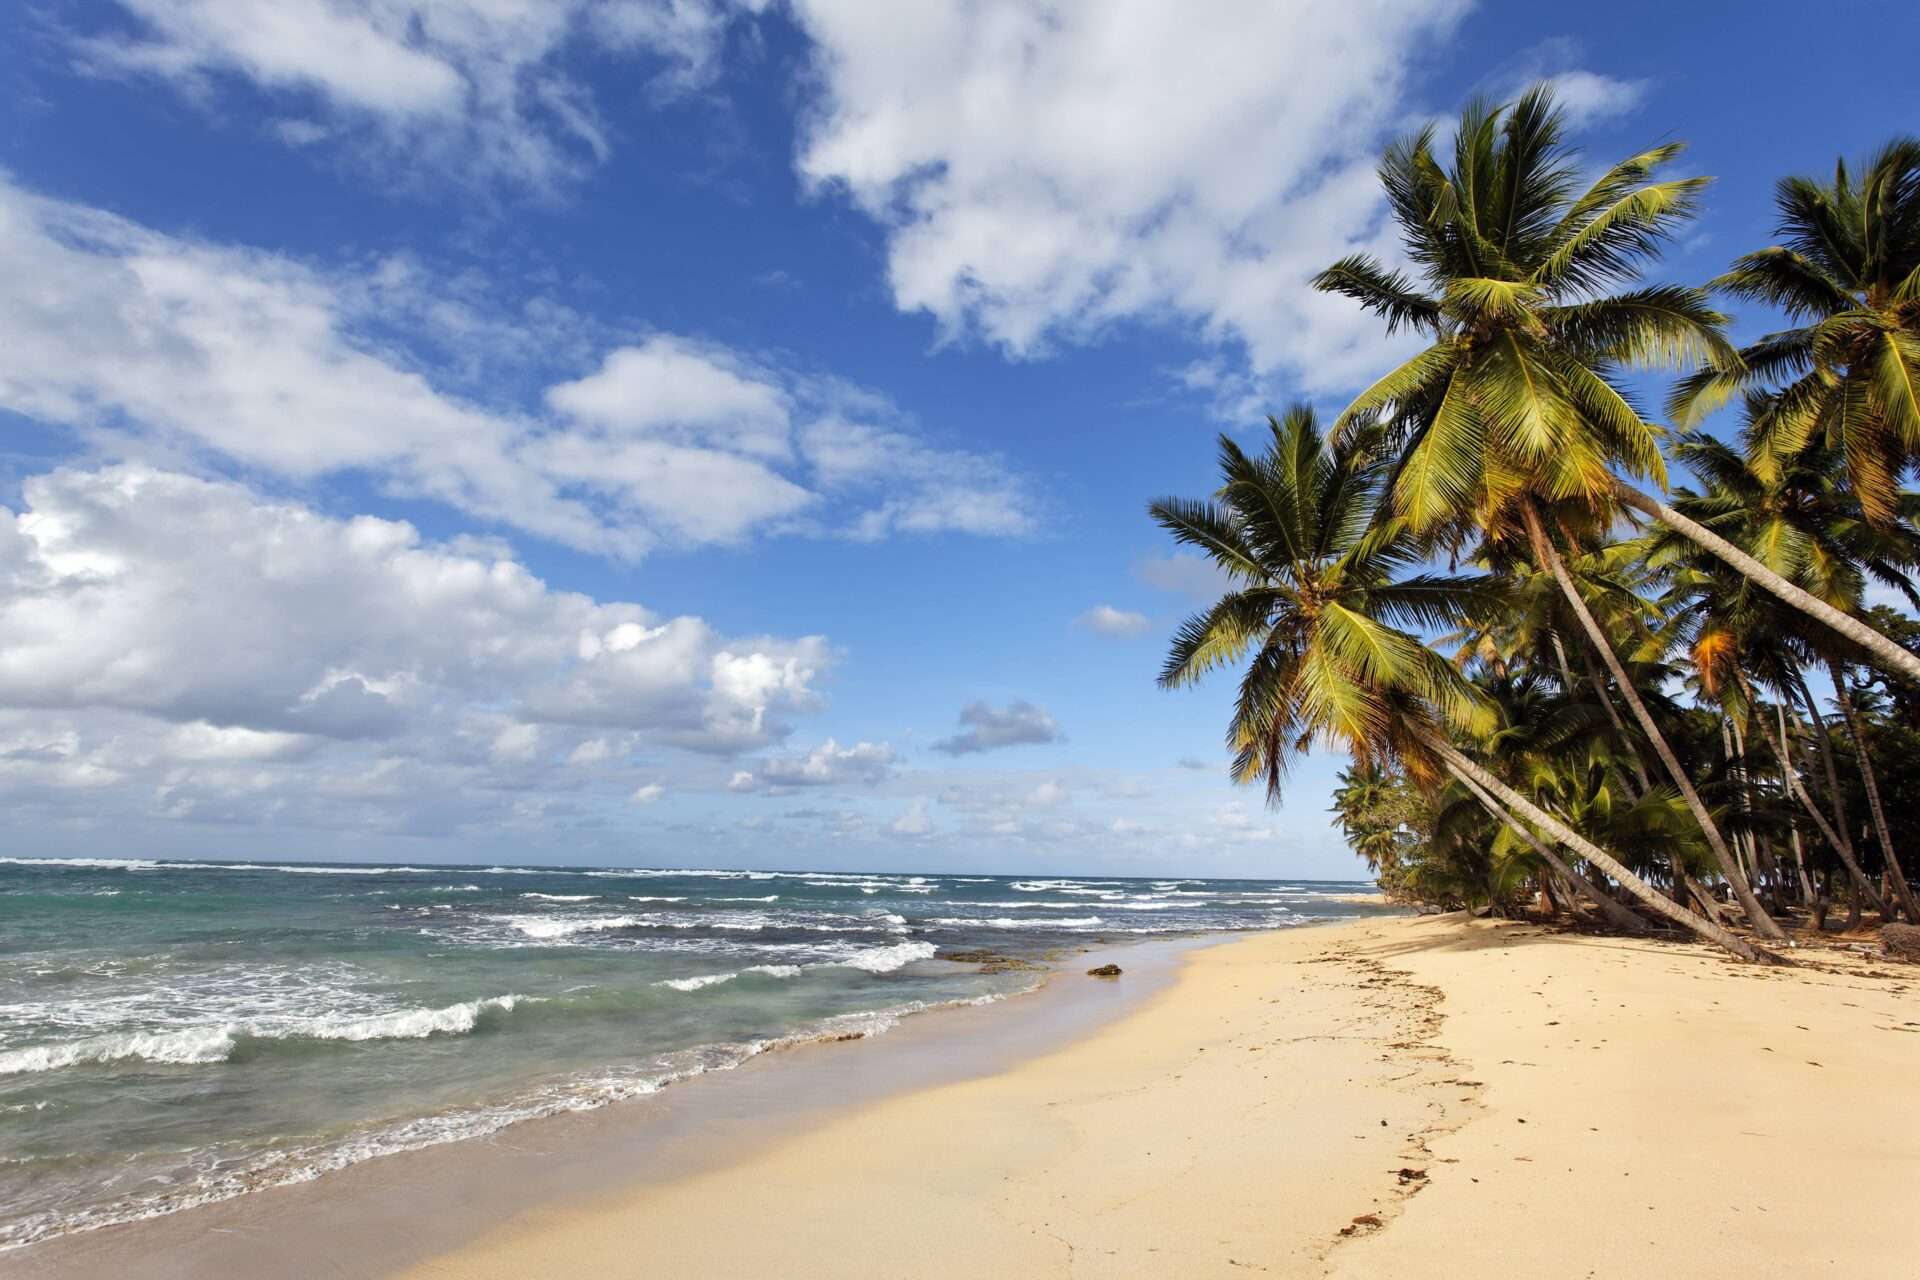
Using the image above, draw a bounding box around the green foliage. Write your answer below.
[1674,139,1920,524]
[1150,406,1498,799]
[1313,84,1729,545]
[1158,88,1920,924]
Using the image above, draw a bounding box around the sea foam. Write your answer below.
[0,996,523,1076]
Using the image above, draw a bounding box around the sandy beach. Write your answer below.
[391,915,1917,1280]
[12,914,1917,1280]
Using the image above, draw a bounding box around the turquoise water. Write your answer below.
[0,857,1390,1248]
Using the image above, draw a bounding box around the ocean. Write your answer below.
[0,857,1392,1249]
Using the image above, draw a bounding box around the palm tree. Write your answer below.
[1648,430,1920,918]
[1676,141,1920,523]
[1315,90,1920,689]
[1151,404,1774,962]
[1150,405,1496,793]
[1664,141,1920,683]
[1310,88,1786,938]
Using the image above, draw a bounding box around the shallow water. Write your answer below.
[0,857,1390,1248]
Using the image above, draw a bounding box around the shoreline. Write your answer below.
[11,913,1918,1278]
[3,931,1229,1279]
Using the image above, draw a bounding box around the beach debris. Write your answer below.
[1086,964,1123,978]
[1338,1214,1385,1236]
[1395,1167,1427,1184]
[1881,924,1920,963]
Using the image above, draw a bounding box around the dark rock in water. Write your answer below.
[1882,923,1920,962]
[941,948,1045,974]
[1086,963,1123,978]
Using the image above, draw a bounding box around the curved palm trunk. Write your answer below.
[1452,769,1649,935]
[1413,727,1778,963]
[1613,480,1920,687]
[1827,661,1920,921]
[1521,506,1788,941]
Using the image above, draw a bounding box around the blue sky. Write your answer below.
[1,0,1914,877]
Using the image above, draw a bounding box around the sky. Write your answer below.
[1,0,1915,878]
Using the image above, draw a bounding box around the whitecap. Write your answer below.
[820,941,937,973]
[924,916,1102,929]
[0,996,523,1075]
[656,973,736,992]
[490,914,640,940]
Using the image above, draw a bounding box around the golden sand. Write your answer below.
[401,915,1920,1278]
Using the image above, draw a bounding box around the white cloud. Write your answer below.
[0,464,834,834]
[1024,779,1067,809]
[730,737,897,791]
[1541,69,1646,127]
[547,337,795,460]
[1078,604,1150,637]
[1485,40,1647,130]
[802,415,1033,540]
[930,700,1063,756]
[79,0,751,190]
[889,796,932,836]
[787,0,1471,398]
[0,174,1034,558]
[630,781,665,804]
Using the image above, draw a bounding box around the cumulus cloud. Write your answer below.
[930,700,1063,756]
[789,0,1470,398]
[1077,604,1150,637]
[0,464,831,832]
[78,0,753,190]
[729,737,897,791]
[0,174,1034,558]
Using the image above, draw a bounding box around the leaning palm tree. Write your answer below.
[1675,140,1920,525]
[1310,87,1786,938]
[1664,141,1920,682]
[1315,89,1920,689]
[1151,403,1774,962]
[1648,429,1920,919]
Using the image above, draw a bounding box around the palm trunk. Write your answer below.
[1521,505,1787,941]
[1613,480,1920,687]
[1745,680,1892,916]
[1779,703,1817,905]
[1828,660,1920,922]
[1451,768,1649,935]
[1719,718,1754,882]
[1570,634,1653,797]
[1788,676,1896,914]
[1789,825,1815,906]
[1413,726,1777,963]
